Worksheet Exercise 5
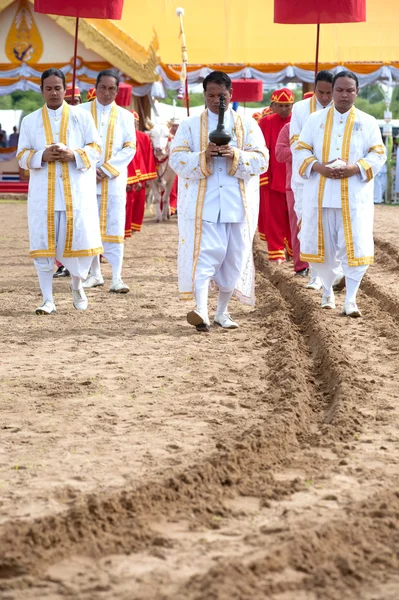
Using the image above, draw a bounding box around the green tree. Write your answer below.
[0,96,12,110]
[355,97,385,119]
[0,90,43,115]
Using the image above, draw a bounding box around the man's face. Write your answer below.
[315,81,333,107]
[273,102,293,120]
[65,96,82,106]
[332,76,358,113]
[204,82,232,115]
[96,76,118,106]
[41,75,66,109]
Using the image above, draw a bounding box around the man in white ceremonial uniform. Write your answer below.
[170,71,269,332]
[290,70,336,291]
[294,71,386,317]
[17,68,103,315]
[79,70,136,293]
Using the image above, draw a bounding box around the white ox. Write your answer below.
[147,123,176,222]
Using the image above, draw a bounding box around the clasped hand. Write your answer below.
[42,143,75,163]
[96,168,106,183]
[314,160,360,179]
[205,142,235,161]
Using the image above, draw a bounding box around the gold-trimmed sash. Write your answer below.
[300,106,333,263]
[340,108,373,266]
[100,102,121,242]
[310,94,317,114]
[35,104,57,258]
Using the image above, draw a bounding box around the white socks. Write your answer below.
[71,275,83,291]
[216,290,233,316]
[194,285,209,321]
[194,286,234,321]
[345,277,361,305]
[90,254,102,278]
[322,284,333,297]
[37,269,54,304]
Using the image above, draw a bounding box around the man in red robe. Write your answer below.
[258,88,294,262]
[125,114,141,239]
[276,122,309,276]
[126,112,157,234]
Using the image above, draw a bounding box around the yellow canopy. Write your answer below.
[118,0,398,66]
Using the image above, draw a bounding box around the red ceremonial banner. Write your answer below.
[34,0,124,19]
[274,0,366,24]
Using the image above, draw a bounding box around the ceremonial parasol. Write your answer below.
[274,0,366,77]
[34,1,125,103]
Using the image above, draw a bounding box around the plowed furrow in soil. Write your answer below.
[1,205,398,600]
[1,239,391,599]
[359,238,399,326]
[0,236,359,593]
[172,487,399,600]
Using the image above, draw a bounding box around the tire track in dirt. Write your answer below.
[172,487,399,600]
[359,236,399,326]
[0,239,385,598]
[1,207,398,599]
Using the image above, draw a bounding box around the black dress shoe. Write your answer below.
[295,268,309,278]
[53,266,70,278]
[196,323,210,332]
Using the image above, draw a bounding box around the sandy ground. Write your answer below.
[0,201,398,600]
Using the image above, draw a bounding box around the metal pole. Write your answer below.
[71,17,79,105]
[315,23,320,78]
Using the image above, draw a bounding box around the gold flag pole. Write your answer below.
[176,7,190,116]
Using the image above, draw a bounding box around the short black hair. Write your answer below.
[333,70,359,89]
[315,70,334,85]
[41,68,66,89]
[96,69,120,88]
[203,71,232,92]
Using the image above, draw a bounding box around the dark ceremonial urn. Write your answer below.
[209,94,231,151]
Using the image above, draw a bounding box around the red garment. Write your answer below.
[136,131,157,184]
[275,123,308,272]
[125,131,157,236]
[263,189,292,261]
[169,177,178,215]
[258,113,292,260]
[125,159,140,238]
[132,131,157,232]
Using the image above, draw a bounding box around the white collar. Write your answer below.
[208,107,231,121]
[96,99,114,112]
[316,98,333,110]
[334,106,353,121]
[46,103,64,116]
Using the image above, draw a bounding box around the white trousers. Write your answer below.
[33,211,93,280]
[195,221,247,292]
[95,194,125,280]
[310,208,368,291]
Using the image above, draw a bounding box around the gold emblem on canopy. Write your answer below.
[6,0,43,63]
